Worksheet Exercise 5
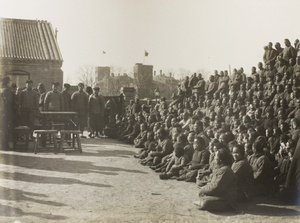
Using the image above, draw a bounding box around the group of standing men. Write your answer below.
[0,78,106,150]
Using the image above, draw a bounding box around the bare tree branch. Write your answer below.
[76,66,96,87]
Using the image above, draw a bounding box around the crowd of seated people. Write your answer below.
[112,38,300,212]
[1,38,300,212]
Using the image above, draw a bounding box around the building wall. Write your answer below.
[0,18,64,91]
[0,60,63,91]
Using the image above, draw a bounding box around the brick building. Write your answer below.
[0,18,63,90]
[133,63,153,98]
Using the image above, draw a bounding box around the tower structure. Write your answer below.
[133,63,153,98]
[95,66,110,82]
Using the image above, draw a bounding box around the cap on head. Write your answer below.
[93,86,100,90]
[64,83,71,89]
[52,82,60,87]
[2,76,10,85]
[78,83,84,87]
[37,83,45,90]
[26,79,33,84]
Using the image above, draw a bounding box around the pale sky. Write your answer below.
[1,0,299,83]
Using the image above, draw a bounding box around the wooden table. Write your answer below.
[39,111,82,153]
[40,111,78,130]
[41,111,82,153]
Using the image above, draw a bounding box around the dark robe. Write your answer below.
[285,138,300,205]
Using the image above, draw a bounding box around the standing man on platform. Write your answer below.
[44,82,64,111]
[281,39,296,64]
[18,79,39,140]
[88,86,105,138]
[263,42,277,68]
[193,73,205,102]
[71,83,88,138]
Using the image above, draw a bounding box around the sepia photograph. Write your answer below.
[0,0,300,222]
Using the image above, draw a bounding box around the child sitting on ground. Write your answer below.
[103,115,119,138]
[177,136,210,182]
[134,131,156,159]
[140,128,173,166]
[150,133,187,173]
[184,132,195,162]
[133,122,148,148]
[196,139,221,187]
[231,144,254,201]
[250,136,275,196]
[159,142,189,180]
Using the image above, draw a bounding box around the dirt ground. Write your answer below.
[0,137,300,223]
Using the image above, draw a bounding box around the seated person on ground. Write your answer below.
[231,144,254,200]
[193,148,238,212]
[159,142,189,180]
[250,136,275,196]
[134,122,148,148]
[177,136,210,182]
[103,115,119,138]
[140,128,173,166]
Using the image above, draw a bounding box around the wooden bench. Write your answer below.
[59,130,82,153]
[33,130,58,154]
[13,126,30,151]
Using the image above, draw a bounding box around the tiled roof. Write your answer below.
[0,18,63,62]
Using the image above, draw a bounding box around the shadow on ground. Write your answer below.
[0,204,67,220]
[0,153,147,175]
[0,186,65,207]
[64,149,137,158]
[0,171,112,188]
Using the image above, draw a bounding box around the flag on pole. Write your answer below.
[103,50,106,54]
[144,50,148,57]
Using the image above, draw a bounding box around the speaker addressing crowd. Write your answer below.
[1,38,300,212]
